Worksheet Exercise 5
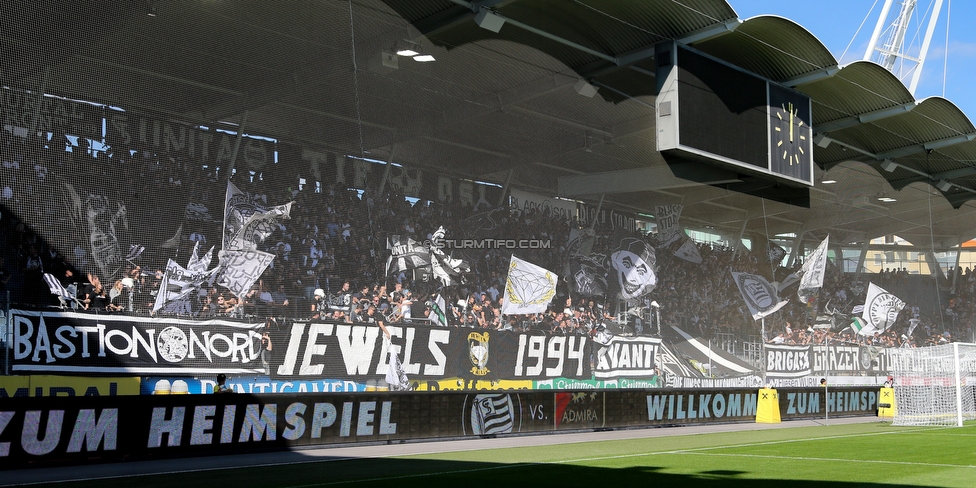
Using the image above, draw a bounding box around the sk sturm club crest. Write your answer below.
[468,331,490,376]
[463,393,520,436]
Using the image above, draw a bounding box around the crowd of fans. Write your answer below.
[2,128,973,352]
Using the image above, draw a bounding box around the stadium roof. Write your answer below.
[5,0,976,253]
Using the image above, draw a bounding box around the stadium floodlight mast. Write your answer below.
[889,342,976,427]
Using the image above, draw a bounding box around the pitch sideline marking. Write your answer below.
[671,451,976,469]
[294,426,973,486]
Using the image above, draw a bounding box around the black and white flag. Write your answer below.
[152,259,218,313]
[214,250,275,299]
[655,204,683,246]
[797,235,829,303]
[429,226,470,286]
[385,340,411,391]
[386,235,432,276]
[674,238,702,264]
[568,255,607,297]
[608,231,657,301]
[43,273,79,307]
[222,180,293,251]
[731,271,789,320]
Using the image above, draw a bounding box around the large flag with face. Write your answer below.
[222,180,293,251]
[608,230,657,301]
[797,235,829,302]
[501,255,557,315]
[855,282,906,336]
[731,271,789,320]
[568,254,607,297]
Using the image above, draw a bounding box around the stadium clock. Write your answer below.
[768,84,813,181]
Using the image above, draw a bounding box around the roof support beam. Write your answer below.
[557,164,740,198]
[416,0,515,37]
[875,133,976,160]
[815,102,916,132]
[677,19,742,44]
[781,65,839,87]
[450,0,617,63]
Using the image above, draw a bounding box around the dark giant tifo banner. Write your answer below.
[0,387,879,467]
[10,310,593,381]
[105,110,275,171]
[0,87,103,139]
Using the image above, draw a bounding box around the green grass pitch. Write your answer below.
[37,421,976,488]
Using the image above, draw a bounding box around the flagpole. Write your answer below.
[761,317,767,386]
[823,332,829,426]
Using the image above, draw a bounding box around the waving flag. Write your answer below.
[385,341,410,391]
[222,180,292,251]
[568,254,607,297]
[43,273,81,308]
[186,240,215,273]
[656,204,683,246]
[214,250,275,299]
[428,294,448,327]
[501,256,557,315]
[385,235,432,276]
[797,235,829,302]
[152,259,218,313]
[429,226,469,286]
[731,271,789,320]
[857,283,906,336]
[674,238,702,264]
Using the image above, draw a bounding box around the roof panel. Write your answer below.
[695,15,836,82]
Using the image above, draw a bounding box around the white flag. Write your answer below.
[186,241,215,273]
[731,271,789,320]
[656,204,683,246]
[797,235,829,302]
[385,342,410,391]
[858,282,905,336]
[222,180,293,251]
[152,259,218,313]
[428,294,448,327]
[501,255,557,315]
[214,250,276,298]
[674,238,702,264]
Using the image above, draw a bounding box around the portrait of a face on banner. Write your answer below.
[608,232,657,301]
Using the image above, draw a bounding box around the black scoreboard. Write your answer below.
[655,41,813,187]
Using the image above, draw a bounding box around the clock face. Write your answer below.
[768,85,813,182]
[774,101,807,166]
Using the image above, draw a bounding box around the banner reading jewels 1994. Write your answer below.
[10,310,595,381]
